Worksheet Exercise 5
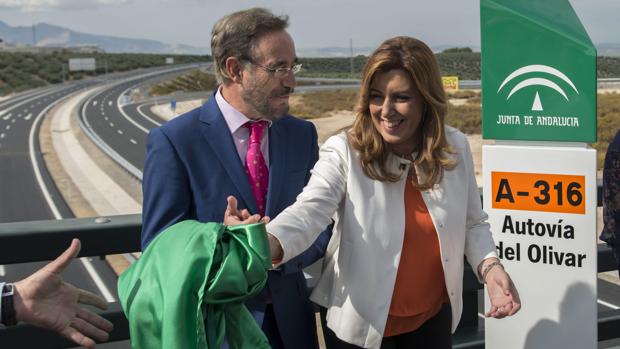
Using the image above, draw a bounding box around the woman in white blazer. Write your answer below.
[226,36,521,349]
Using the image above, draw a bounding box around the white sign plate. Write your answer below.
[483,143,597,349]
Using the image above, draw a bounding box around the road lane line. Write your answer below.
[116,95,149,133]
[129,138,137,145]
[136,103,162,127]
[598,299,620,310]
[2,113,11,120]
[81,258,116,303]
[29,99,65,219]
[117,129,123,135]
[30,90,116,299]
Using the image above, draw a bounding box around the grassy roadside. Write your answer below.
[290,89,620,169]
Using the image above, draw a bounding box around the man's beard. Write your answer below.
[241,79,294,120]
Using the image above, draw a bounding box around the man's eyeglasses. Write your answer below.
[246,60,302,78]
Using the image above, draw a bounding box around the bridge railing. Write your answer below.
[0,187,617,348]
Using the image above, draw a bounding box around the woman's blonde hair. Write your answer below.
[349,36,456,189]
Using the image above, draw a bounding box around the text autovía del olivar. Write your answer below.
[496,215,586,267]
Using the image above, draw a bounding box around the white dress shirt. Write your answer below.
[215,88,270,166]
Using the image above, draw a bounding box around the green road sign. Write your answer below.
[481,0,596,142]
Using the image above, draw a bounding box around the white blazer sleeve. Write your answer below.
[268,134,349,264]
[461,135,498,281]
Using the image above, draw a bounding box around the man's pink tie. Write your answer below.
[244,121,269,215]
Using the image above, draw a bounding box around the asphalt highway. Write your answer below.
[0,66,199,348]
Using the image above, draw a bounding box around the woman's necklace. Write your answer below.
[402,156,418,186]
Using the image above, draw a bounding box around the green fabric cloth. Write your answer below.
[118,220,272,349]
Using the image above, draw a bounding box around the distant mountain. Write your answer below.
[0,20,210,55]
[597,43,620,57]
[2,20,618,58]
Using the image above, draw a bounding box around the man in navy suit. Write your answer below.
[141,8,330,349]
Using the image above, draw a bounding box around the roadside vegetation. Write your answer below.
[3,47,619,96]
[289,89,620,169]
[149,69,217,96]
[595,92,620,165]
[298,48,620,81]
[289,89,359,119]
[0,52,210,95]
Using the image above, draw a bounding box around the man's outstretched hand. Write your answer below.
[223,196,270,226]
[12,239,114,349]
[223,196,282,260]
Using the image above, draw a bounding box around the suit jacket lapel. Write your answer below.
[199,96,257,213]
[266,120,286,216]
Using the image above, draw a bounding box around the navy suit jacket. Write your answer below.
[141,93,330,349]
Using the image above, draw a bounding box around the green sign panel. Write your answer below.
[481,0,596,142]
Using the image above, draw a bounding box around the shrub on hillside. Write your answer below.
[149,69,218,96]
[289,89,359,119]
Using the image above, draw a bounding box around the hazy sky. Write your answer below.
[0,0,618,51]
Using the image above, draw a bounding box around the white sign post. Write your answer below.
[481,0,598,346]
[483,143,597,348]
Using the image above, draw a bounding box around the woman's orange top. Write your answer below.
[383,180,449,337]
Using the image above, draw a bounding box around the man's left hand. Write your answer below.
[223,196,269,226]
[13,239,114,349]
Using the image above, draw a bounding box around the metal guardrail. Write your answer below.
[0,187,617,347]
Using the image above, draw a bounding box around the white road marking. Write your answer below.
[24,113,32,120]
[0,133,5,139]
[0,265,5,277]
[116,92,149,133]
[109,122,115,127]
[93,100,98,106]
[2,113,11,120]
[108,101,113,106]
[31,90,116,303]
[598,299,620,310]
[11,119,15,123]
[81,258,116,303]
[5,125,10,130]
[29,102,63,219]
[117,129,124,135]
[129,138,137,144]
[137,104,162,127]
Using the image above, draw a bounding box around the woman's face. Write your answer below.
[368,69,424,156]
